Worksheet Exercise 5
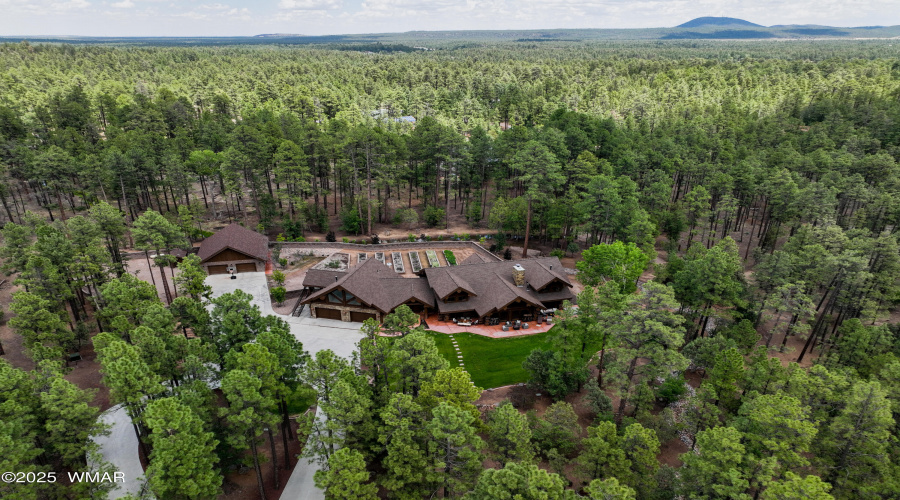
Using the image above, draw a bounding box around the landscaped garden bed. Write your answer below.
[312,252,349,271]
[443,249,457,265]
[391,252,405,273]
[425,250,441,267]
[358,253,367,263]
[374,252,385,263]
[408,251,423,273]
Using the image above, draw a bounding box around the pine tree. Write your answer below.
[576,421,630,486]
[708,347,745,411]
[380,393,429,498]
[97,338,165,459]
[463,462,575,499]
[620,422,660,497]
[607,282,688,422]
[143,397,221,499]
[418,367,482,422]
[818,380,894,498]
[38,376,107,468]
[314,448,378,500]
[735,393,817,472]
[426,402,484,498]
[389,331,449,397]
[220,369,279,500]
[584,477,637,500]
[488,401,534,464]
[131,210,187,304]
[174,254,212,301]
[679,426,751,499]
[761,472,833,500]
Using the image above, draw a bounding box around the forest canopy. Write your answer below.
[1,38,900,499]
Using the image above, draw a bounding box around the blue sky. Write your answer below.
[1,0,898,37]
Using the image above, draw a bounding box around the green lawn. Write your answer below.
[427,328,558,389]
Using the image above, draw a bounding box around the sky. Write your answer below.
[0,0,898,37]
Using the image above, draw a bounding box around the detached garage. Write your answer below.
[207,265,229,275]
[198,224,269,275]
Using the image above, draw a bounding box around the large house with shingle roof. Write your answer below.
[198,223,269,275]
[301,256,575,323]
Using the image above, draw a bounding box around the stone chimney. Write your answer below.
[512,264,526,287]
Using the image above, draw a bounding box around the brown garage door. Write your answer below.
[350,311,377,322]
[236,262,257,273]
[315,307,343,321]
[207,265,229,275]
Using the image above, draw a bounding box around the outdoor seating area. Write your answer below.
[425,313,555,338]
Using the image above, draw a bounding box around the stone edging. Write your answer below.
[274,240,502,263]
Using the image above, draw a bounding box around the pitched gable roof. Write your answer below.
[198,224,269,263]
[460,252,493,265]
[303,258,435,313]
[303,268,347,289]
[427,266,478,300]
[423,257,574,317]
[528,259,570,290]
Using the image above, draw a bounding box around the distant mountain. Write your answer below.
[254,33,304,38]
[677,17,762,28]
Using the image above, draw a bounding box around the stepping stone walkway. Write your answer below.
[450,335,464,367]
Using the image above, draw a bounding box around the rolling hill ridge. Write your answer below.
[677,17,763,28]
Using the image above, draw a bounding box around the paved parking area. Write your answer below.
[206,272,364,360]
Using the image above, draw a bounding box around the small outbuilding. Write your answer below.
[198,224,269,275]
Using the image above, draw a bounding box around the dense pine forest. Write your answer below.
[1,39,900,499]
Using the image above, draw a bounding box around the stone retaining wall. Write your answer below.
[275,240,502,263]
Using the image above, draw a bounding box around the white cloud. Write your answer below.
[358,0,473,17]
[175,3,252,20]
[279,0,342,10]
[50,0,90,10]
[1,0,900,37]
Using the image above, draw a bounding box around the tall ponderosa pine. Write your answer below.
[143,397,221,500]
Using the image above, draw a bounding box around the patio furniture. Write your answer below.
[546,317,553,324]
[513,323,520,331]
[523,323,530,329]
[459,322,471,327]
[502,324,509,332]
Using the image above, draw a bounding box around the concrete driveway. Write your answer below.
[207,272,362,500]
[206,272,365,360]
[98,272,362,499]
[92,405,147,499]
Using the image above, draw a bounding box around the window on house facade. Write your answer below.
[540,281,563,293]
[445,291,469,303]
